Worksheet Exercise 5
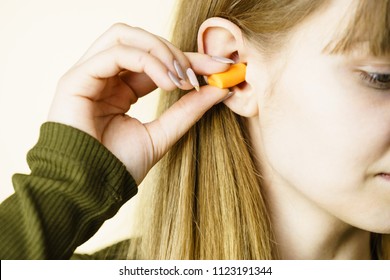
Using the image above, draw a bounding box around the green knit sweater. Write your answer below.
[0,122,138,259]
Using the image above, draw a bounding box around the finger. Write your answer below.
[75,23,231,92]
[119,71,157,99]
[185,52,232,75]
[75,23,178,75]
[156,38,232,84]
[157,36,191,79]
[177,52,232,91]
[70,45,181,99]
[149,40,233,91]
[145,85,230,161]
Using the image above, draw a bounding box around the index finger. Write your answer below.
[185,52,232,75]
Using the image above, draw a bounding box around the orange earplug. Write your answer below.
[207,63,246,89]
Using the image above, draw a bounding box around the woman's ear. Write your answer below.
[197,17,259,117]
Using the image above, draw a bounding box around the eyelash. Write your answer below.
[359,72,390,90]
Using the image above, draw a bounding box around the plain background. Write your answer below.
[0,0,177,253]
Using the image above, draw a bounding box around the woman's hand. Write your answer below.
[48,23,230,184]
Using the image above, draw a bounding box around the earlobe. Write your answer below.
[197,17,259,117]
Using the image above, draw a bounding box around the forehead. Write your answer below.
[282,1,355,53]
[327,0,390,56]
[287,0,390,57]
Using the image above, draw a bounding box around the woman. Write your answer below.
[0,0,389,259]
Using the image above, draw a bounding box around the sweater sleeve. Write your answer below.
[0,122,138,259]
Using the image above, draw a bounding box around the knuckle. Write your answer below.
[109,24,151,49]
[109,22,129,32]
[109,23,132,44]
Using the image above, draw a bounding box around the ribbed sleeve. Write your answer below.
[0,122,138,259]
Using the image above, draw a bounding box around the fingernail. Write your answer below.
[218,91,235,104]
[186,68,200,92]
[168,71,182,88]
[203,75,209,85]
[211,56,235,64]
[174,60,186,80]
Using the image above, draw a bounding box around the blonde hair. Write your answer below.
[131,0,390,259]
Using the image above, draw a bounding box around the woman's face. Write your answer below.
[250,0,390,233]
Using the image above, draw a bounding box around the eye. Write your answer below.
[359,72,390,90]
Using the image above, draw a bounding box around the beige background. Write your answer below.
[0,0,177,253]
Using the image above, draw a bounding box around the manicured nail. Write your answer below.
[174,60,186,80]
[168,71,182,88]
[211,56,235,64]
[218,91,235,104]
[186,68,200,91]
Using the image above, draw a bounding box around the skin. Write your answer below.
[49,0,389,259]
[48,23,230,185]
[242,0,390,259]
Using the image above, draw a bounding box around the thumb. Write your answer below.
[145,85,229,161]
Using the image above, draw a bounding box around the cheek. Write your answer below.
[259,61,390,201]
